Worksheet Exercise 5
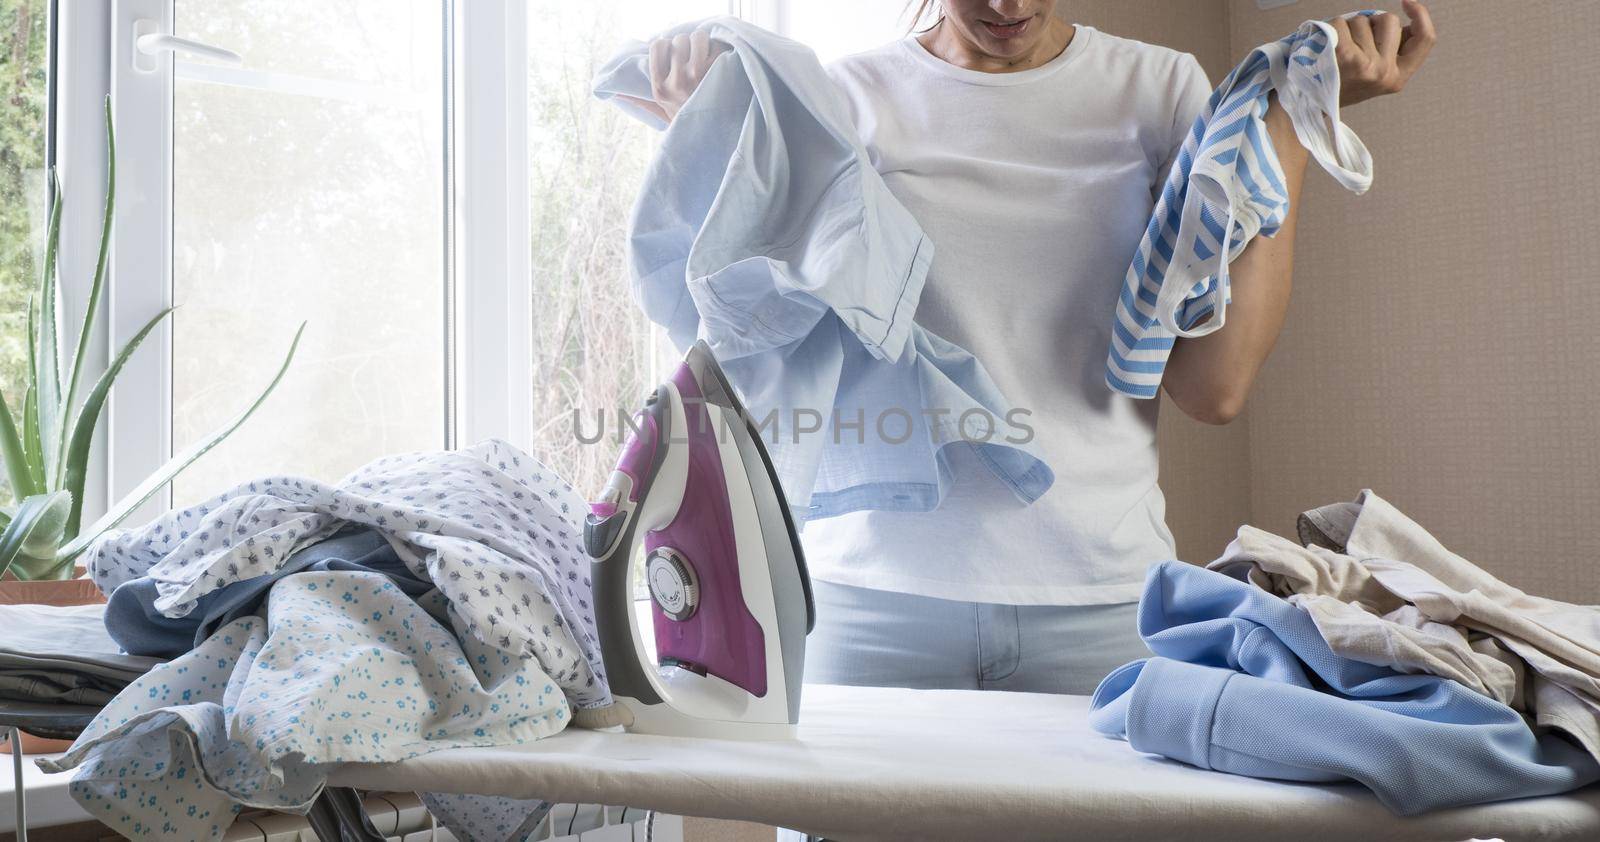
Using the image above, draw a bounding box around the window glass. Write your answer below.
[0,0,49,506]
[170,1,447,503]
[525,0,724,500]
[782,0,915,64]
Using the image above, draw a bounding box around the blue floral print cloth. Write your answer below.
[40,440,614,842]
[41,577,567,840]
[83,439,608,710]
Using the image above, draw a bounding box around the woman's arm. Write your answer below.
[1162,1,1437,425]
[1160,98,1307,425]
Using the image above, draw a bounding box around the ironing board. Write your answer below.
[0,700,100,842]
[330,683,1600,841]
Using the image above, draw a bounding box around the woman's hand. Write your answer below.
[1331,0,1437,107]
[616,30,729,125]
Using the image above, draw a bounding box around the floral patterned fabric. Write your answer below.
[42,440,612,841]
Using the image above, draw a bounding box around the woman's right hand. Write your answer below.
[636,30,727,125]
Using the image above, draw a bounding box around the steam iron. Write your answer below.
[584,340,814,739]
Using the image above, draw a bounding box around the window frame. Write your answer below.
[452,0,533,452]
[55,0,114,523]
[59,0,799,528]
[70,0,488,523]
[103,0,173,523]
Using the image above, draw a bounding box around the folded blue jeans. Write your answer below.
[105,526,430,658]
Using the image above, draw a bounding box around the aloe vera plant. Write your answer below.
[0,99,303,582]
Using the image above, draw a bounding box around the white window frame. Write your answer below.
[452,0,532,451]
[103,0,172,521]
[55,0,114,524]
[58,0,798,527]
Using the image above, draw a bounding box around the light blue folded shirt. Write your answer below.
[592,17,1052,521]
[1089,560,1599,815]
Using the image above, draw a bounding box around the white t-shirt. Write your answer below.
[803,25,1213,605]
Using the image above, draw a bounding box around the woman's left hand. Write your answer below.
[1332,0,1437,107]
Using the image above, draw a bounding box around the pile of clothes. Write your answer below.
[1090,490,1600,814]
[38,440,617,842]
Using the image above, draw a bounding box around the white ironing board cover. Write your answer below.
[329,684,1600,840]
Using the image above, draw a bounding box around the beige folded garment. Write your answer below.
[1210,490,1600,761]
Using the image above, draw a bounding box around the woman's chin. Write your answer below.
[978,38,1040,60]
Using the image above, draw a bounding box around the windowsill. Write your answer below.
[0,750,92,833]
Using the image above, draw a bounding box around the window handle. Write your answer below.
[131,20,242,73]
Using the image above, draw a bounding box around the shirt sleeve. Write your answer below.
[1153,53,1213,197]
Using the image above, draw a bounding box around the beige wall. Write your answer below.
[1074,1,1599,602]
[1228,0,1600,602]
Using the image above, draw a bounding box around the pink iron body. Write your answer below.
[584,341,813,739]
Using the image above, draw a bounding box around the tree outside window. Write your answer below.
[0,0,48,507]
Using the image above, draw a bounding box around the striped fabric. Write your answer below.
[1106,16,1376,398]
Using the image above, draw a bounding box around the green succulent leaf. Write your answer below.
[24,289,35,415]
[0,491,71,581]
[35,171,65,482]
[55,97,116,489]
[22,384,43,492]
[0,385,38,501]
[58,305,176,536]
[57,323,307,564]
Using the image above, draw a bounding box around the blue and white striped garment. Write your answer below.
[1106,16,1375,398]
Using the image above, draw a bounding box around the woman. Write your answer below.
[642,1,1436,694]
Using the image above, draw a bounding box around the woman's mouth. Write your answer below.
[980,16,1033,39]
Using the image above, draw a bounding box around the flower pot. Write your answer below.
[0,568,104,607]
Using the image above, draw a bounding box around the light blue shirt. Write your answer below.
[592,17,1052,522]
[1089,560,1600,815]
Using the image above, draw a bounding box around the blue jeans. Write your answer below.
[802,580,1148,695]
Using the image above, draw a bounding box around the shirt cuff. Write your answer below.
[1124,656,1233,771]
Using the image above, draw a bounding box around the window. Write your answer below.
[47,0,908,525]
[777,0,917,64]
[524,0,726,497]
[167,1,448,503]
[0,0,49,507]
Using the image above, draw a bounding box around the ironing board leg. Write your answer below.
[8,726,25,842]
